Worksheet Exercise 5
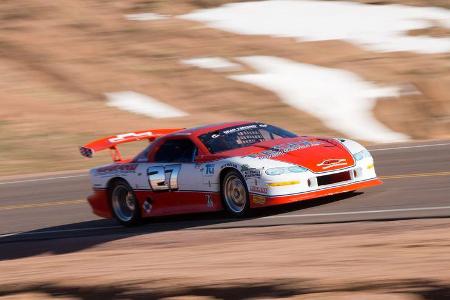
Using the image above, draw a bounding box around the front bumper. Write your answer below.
[250,177,382,208]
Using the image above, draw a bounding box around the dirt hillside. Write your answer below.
[0,0,449,175]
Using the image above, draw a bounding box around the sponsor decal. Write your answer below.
[203,164,215,176]
[221,162,239,169]
[222,124,259,135]
[240,164,250,171]
[244,169,261,178]
[317,158,347,170]
[252,194,266,205]
[96,164,138,175]
[247,141,323,159]
[108,132,153,143]
[143,200,152,213]
[206,194,214,208]
[241,164,261,178]
[213,124,268,138]
[250,186,268,194]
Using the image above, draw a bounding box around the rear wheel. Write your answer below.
[110,181,142,226]
[221,170,250,217]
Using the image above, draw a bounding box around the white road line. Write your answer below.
[369,142,450,152]
[0,233,18,238]
[261,206,450,219]
[0,174,88,185]
[2,205,450,239]
[0,225,122,238]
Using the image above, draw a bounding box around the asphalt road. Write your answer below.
[1,140,449,244]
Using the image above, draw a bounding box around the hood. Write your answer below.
[215,137,355,173]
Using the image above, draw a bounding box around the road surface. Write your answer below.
[0,140,449,243]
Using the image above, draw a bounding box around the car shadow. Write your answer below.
[0,192,360,261]
[2,278,449,300]
[251,191,363,218]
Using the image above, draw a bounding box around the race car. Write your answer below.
[80,121,382,225]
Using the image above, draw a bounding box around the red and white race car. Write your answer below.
[80,122,382,225]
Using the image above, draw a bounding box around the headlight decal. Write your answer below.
[287,166,308,173]
[265,166,309,176]
[353,149,371,161]
[265,167,285,176]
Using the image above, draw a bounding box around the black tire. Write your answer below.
[221,170,250,217]
[110,180,142,226]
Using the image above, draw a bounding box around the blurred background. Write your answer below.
[0,0,449,175]
[1,2,450,299]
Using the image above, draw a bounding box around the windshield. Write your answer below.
[199,123,298,154]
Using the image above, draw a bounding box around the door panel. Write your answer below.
[139,137,219,215]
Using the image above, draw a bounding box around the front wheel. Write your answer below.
[110,181,142,226]
[221,170,250,217]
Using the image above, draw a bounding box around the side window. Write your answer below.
[154,139,197,163]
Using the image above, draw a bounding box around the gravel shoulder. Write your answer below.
[1,218,450,299]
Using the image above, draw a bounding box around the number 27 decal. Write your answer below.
[147,164,181,191]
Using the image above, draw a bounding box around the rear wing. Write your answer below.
[80,128,183,162]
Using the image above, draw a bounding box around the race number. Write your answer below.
[147,164,181,191]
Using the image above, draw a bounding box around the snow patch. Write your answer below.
[125,13,168,21]
[227,56,408,143]
[181,0,450,54]
[182,57,242,72]
[105,91,187,119]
